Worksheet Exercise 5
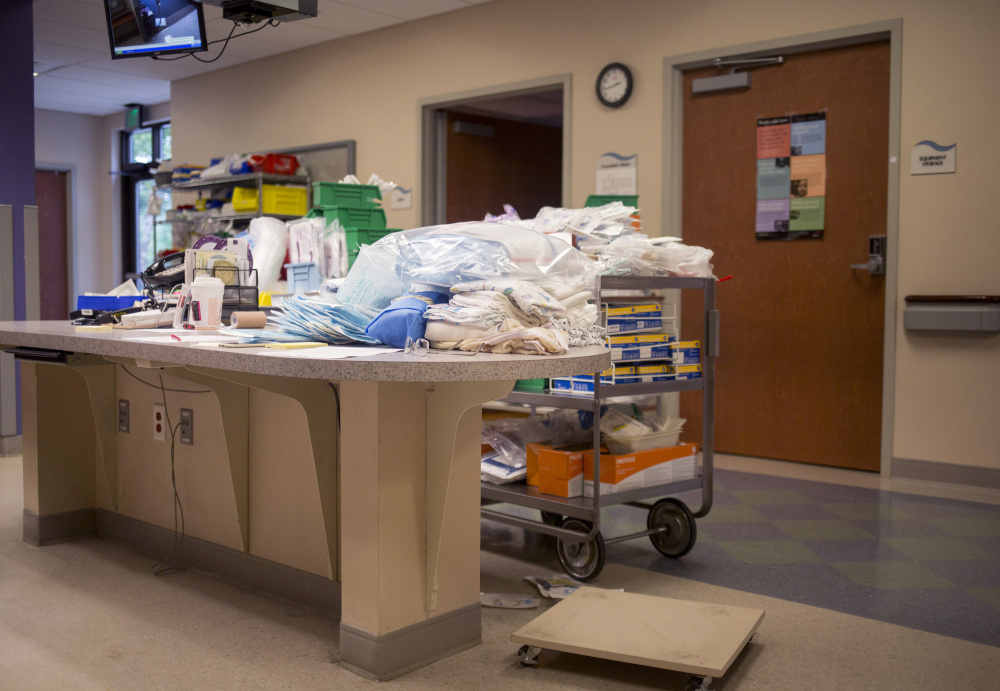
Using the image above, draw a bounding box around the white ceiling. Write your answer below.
[33,0,492,116]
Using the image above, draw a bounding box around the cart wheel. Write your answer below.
[556,518,606,581]
[685,674,713,691]
[517,645,541,666]
[647,498,697,558]
[540,511,563,527]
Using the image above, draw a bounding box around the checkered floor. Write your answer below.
[483,469,1000,648]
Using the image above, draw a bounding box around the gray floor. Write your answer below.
[2,453,999,690]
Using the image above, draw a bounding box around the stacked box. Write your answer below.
[583,443,699,496]
[670,340,702,365]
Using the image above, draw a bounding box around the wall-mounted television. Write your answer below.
[104,0,208,59]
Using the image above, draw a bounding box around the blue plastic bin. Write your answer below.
[76,295,144,311]
[285,262,321,292]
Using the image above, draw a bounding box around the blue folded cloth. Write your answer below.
[365,291,448,347]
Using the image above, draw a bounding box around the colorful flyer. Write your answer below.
[756,158,791,199]
[789,197,825,233]
[756,199,790,235]
[757,116,790,158]
[790,155,826,198]
[790,112,826,155]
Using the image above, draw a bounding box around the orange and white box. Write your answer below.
[527,443,603,498]
[583,443,699,497]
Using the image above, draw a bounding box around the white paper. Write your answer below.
[256,346,402,359]
[596,153,638,195]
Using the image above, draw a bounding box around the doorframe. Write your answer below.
[661,20,902,476]
[418,74,572,226]
[34,163,77,311]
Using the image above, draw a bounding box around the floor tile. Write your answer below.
[966,586,1000,612]
[833,561,956,590]
[754,503,841,520]
[696,504,768,523]
[697,521,791,542]
[885,537,997,562]
[927,517,1000,538]
[729,488,813,506]
[890,498,1000,520]
[715,540,822,564]
[921,559,1000,588]
[802,538,909,563]
[823,502,914,520]
[774,520,872,541]
[852,518,951,539]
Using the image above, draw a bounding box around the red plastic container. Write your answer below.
[249,153,299,175]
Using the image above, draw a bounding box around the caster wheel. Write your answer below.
[540,511,563,527]
[517,645,541,666]
[685,674,713,691]
[556,518,606,581]
[647,498,697,558]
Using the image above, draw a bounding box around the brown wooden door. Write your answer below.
[34,170,70,320]
[445,111,562,222]
[680,41,890,471]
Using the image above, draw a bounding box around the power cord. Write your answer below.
[151,373,187,576]
[152,19,278,63]
[119,364,213,395]
[327,382,340,435]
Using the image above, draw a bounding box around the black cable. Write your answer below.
[152,19,277,63]
[119,364,213,394]
[151,374,187,576]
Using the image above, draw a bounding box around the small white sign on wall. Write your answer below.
[390,186,412,210]
[911,141,956,175]
[596,153,637,195]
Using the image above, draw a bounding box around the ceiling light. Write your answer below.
[33,72,38,77]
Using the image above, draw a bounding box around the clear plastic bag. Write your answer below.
[589,237,716,278]
[247,216,289,293]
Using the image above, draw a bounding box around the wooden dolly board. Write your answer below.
[511,587,764,690]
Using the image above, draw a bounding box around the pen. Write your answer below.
[171,334,181,341]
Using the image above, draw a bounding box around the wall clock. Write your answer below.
[596,62,633,108]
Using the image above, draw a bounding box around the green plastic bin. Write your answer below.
[585,194,638,208]
[307,205,387,230]
[312,182,382,208]
[515,378,547,392]
[345,227,398,254]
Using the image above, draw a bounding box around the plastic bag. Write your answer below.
[287,218,326,278]
[247,216,288,292]
[533,202,638,242]
[481,421,527,469]
[590,237,716,278]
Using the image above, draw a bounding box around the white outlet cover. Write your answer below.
[153,403,166,441]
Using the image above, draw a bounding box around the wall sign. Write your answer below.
[755,112,826,240]
[596,153,637,195]
[390,186,412,210]
[910,141,956,175]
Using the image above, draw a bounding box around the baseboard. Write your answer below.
[0,434,22,456]
[339,603,481,681]
[893,457,1000,490]
[95,509,341,619]
[22,508,96,546]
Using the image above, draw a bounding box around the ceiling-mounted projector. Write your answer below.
[197,0,318,24]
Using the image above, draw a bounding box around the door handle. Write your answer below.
[851,257,884,274]
[851,235,886,275]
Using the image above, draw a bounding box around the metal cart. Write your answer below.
[481,276,719,580]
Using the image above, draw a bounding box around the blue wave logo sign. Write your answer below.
[911,140,956,175]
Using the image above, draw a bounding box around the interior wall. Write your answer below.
[164,0,998,472]
[34,109,105,298]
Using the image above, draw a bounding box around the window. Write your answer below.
[121,121,173,277]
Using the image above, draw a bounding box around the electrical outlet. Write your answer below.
[118,399,130,433]
[179,408,193,445]
[153,403,166,442]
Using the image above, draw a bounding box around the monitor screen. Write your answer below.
[104,0,208,59]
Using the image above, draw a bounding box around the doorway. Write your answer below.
[666,23,901,472]
[34,169,71,320]
[420,75,571,226]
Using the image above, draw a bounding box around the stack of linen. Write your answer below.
[423,279,602,355]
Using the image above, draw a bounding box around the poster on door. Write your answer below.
[755,112,826,239]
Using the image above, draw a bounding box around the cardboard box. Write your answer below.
[527,443,609,498]
[584,443,699,496]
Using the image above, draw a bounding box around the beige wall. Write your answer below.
[167,0,999,472]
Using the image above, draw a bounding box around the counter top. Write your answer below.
[0,321,611,382]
